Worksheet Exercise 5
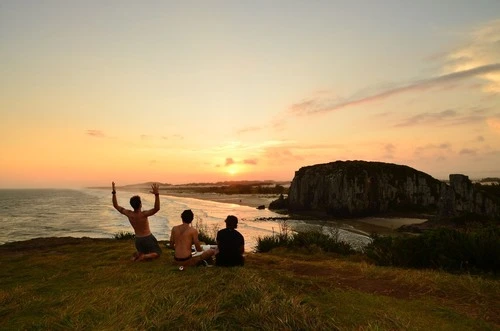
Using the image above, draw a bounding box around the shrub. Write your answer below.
[194,217,218,244]
[291,230,354,255]
[113,231,135,240]
[256,220,355,255]
[255,220,291,253]
[365,226,500,273]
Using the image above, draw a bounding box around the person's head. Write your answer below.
[130,196,142,211]
[181,209,194,224]
[225,215,238,229]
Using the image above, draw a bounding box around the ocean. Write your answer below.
[0,189,372,249]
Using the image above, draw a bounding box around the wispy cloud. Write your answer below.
[459,148,477,156]
[288,20,500,118]
[394,109,457,127]
[383,143,395,159]
[86,130,106,138]
[216,157,259,168]
[263,147,305,162]
[487,117,500,133]
[289,64,500,116]
[392,106,494,128]
[444,19,500,93]
[415,143,452,157]
[243,159,258,165]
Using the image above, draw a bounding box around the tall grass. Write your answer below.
[256,220,354,255]
[113,231,135,240]
[194,217,219,244]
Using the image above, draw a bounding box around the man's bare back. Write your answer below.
[120,209,155,237]
[112,182,162,261]
[170,209,215,267]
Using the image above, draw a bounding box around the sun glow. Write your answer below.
[227,166,238,176]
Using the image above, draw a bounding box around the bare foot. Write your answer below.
[131,252,144,262]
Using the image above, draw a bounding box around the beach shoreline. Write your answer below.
[159,191,279,209]
[158,191,428,232]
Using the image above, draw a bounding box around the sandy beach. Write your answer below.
[159,192,280,209]
[159,191,429,232]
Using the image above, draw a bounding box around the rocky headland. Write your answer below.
[270,160,500,226]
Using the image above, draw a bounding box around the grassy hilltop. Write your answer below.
[0,237,499,330]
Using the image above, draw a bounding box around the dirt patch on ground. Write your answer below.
[248,254,431,300]
[247,254,500,326]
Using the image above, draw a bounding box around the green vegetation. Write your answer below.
[194,217,219,245]
[256,221,354,255]
[162,183,288,195]
[113,231,135,240]
[366,226,500,273]
[0,237,498,330]
[257,221,499,274]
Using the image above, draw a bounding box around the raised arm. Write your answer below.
[144,183,160,217]
[111,181,127,215]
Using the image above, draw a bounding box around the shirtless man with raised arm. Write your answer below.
[170,209,215,268]
[112,181,162,261]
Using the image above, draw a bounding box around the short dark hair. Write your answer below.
[225,215,238,228]
[130,196,141,210]
[181,209,194,223]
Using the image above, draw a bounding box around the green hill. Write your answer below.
[0,237,498,330]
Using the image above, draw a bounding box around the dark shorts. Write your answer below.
[135,234,162,255]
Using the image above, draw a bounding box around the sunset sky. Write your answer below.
[1,1,500,188]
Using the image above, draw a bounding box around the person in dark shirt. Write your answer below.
[216,215,244,267]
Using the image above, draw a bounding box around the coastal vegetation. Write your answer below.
[255,221,500,274]
[1,237,498,330]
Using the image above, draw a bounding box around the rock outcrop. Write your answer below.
[272,160,500,219]
[440,174,500,218]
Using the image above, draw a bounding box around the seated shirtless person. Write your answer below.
[170,209,216,268]
[112,181,162,261]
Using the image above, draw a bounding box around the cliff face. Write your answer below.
[440,174,500,218]
[284,160,499,218]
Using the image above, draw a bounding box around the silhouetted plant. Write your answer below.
[113,231,135,240]
[256,220,291,252]
[194,217,218,244]
[256,220,354,255]
[366,226,500,273]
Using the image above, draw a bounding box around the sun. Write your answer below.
[227,166,238,176]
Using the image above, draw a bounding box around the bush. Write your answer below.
[365,226,500,273]
[255,220,291,253]
[113,231,135,240]
[256,220,354,255]
[194,217,218,245]
[292,230,354,255]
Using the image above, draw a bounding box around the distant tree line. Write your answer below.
[474,182,500,200]
[195,184,288,195]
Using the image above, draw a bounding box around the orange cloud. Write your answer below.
[289,64,500,116]
[86,129,106,138]
[487,118,500,133]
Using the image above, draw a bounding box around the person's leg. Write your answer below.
[200,248,216,260]
[136,252,159,261]
[131,251,143,261]
[134,235,161,262]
